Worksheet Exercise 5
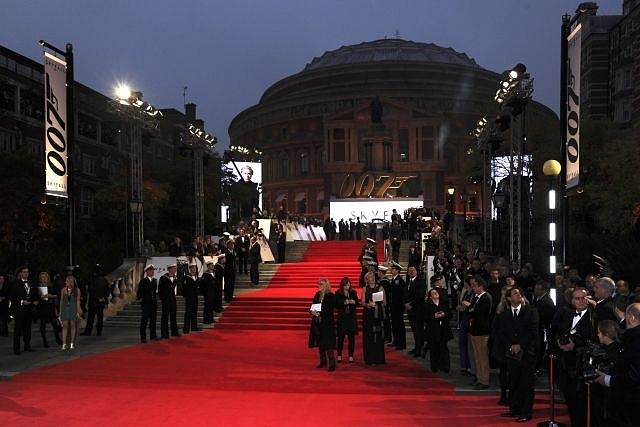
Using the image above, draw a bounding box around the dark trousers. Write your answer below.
[238,252,248,274]
[508,357,535,417]
[140,302,157,341]
[560,375,586,427]
[318,347,336,371]
[203,294,214,324]
[535,330,547,370]
[383,307,392,342]
[391,242,401,262]
[13,309,33,353]
[429,340,451,372]
[224,273,235,302]
[0,302,9,336]
[160,301,179,337]
[277,244,285,263]
[391,309,406,347]
[40,316,61,345]
[183,298,198,333]
[337,333,355,357]
[213,284,223,312]
[250,262,259,285]
[84,304,104,335]
[458,321,471,370]
[408,311,424,352]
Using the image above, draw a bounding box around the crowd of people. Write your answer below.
[308,225,640,426]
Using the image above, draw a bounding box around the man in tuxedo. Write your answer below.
[404,266,426,357]
[592,277,617,324]
[497,287,539,422]
[554,287,597,427]
[200,260,216,325]
[213,254,225,313]
[9,266,39,354]
[158,263,180,338]
[81,264,110,337]
[248,236,262,286]
[389,262,406,350]
[181,263,200,333]
[465,276,492,389]
[137,264,158,343]
[532,281,556,371]
[389,220,402,263]
[487,268,505,315]
[236,229,250,274]
[224,240,237,303]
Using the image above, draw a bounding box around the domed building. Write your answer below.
[228,38,557,219]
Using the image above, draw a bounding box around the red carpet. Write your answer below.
[0,241,566,426]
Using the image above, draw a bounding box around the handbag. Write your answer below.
[505,348,523,362]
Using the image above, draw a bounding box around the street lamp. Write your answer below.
[543,159,562,275]
[112,84,162,258]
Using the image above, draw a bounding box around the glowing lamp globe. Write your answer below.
[542,160,561,176]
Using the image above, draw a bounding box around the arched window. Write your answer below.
[299,151,309,174]
[279,152,289,178]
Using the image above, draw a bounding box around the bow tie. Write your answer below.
[574,312,582,317]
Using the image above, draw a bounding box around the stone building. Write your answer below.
[229,39,558,218]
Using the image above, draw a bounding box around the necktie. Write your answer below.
[574,312,581,317]
[513,308,518,318]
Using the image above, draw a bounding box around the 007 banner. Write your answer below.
[43,51,68,197]
[566,23,581,190]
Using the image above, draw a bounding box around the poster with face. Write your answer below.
[226,161,262,217]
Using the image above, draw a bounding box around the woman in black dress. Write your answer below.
[308,278,337,371]
[362,271,386,365]
[37,271,61,347]
[424,288,452,373]
[335,277,359,363]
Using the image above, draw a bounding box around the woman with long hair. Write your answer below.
[362,271,386,365]
[308,278,336,371]
[59,276,81,350]
[335,277,359,363]
[37,271,61,347]
[424,288,452,373]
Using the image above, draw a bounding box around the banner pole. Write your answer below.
[66,43,75,267]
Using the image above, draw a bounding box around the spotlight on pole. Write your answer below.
[543,159,561,275]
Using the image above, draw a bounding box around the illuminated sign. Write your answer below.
[339,173,416,198]
[330,198,423,222]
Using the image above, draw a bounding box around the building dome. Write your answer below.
[303,38,482,71]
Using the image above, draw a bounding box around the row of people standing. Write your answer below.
[137,255,229,343]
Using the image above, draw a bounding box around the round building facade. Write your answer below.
[229,39,557,218]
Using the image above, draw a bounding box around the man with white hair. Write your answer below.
[591,277,617,325]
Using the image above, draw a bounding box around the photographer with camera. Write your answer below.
[553,287,597,427]
[587,320,621,427]
[595,303,640,427]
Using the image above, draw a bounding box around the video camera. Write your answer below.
[580,341,615,382]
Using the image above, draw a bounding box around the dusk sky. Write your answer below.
[1,0,621,149]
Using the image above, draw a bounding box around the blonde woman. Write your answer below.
[37,271,61,347]
[59,276,81,350]
[308,278,336,371]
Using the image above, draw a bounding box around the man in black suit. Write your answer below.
[464,276,493,389]
[596,303,640,427]
[389,262,406,350]
[553,287,597,427]
[137,264,158,343]
[158,263,180,338]
[9,266,39,354]
[248,236,262,287]
[236,229,250,274]
[404,266,426,357]
[389,220,402,263]
[224,241,237,303]
[591,277,617,325]
[81,264,110,337]
[276,225,286,263]
[213,254,225,313]
[180,263,200,333]
[200,260,216,325]
[497,287,539,422]
[532,281,556,371]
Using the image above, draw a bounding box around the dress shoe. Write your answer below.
[172,333,182,337]
[25,347,36,352]
[500,411,517,418]
[14,350,21,355]
[516,415,532,422]
[473,383,489,390]
[79,332,90,336]
[460,369,472,376]
[316,363,326,368]
[192,328,201,332]
[328,365,336,372]
[497,397,509,406]
[141,339,147,343]
[43,342,50,348]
